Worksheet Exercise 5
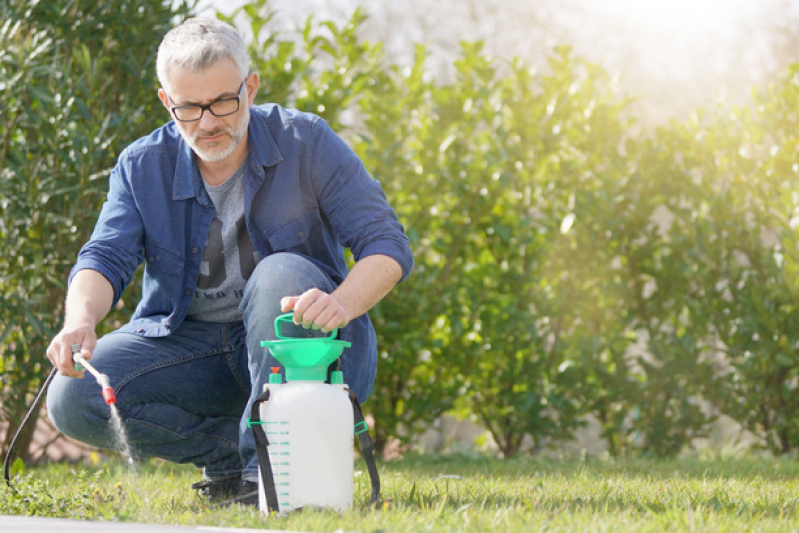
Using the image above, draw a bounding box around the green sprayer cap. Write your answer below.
[261,313,351,382]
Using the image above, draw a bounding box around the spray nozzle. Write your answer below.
[101,386,117,405]
[97,374,117,405]
[70,344,117,405]
[269,367,283,384]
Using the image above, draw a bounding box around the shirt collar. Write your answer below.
[171,106,284,201]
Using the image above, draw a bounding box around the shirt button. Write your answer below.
[136,328,144,333]
[192,247,199,254]
[297,230,304,239]
[185,289,191,295]
[148,256,156,263]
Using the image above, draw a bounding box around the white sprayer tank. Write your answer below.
[258,378,354,513]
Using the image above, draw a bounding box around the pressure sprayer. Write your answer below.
[248,313,381,514]
[3,345,118,490]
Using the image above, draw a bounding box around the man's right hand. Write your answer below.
[46,326,97,378]
[47,269,114,378]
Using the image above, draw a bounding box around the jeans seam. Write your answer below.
[228,346,250,395]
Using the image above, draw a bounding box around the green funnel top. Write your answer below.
[260,313,351,381]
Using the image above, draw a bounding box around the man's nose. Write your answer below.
[198,108,221,131]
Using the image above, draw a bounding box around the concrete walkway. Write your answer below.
[0,515,320,533]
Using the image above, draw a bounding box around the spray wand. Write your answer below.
[71,343,117,405]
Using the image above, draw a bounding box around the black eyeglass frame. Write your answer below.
[167,79,246,123]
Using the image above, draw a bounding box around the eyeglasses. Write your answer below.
[168,80,246,122]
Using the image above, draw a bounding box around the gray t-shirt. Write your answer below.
[187,161,260,322]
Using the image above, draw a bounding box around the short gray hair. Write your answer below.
[156,17,250,90]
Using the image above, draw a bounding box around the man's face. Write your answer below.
[158,59,256,163]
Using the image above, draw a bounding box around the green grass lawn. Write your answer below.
[2,454,799,532]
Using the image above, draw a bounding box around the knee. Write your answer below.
[243,253,334,308]
[47,373,107,443]
[47,373,79,431]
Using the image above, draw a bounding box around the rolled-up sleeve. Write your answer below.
[311,120,413,282]
[69,152,145,304]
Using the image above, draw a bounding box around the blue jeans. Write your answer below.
[47,253,377,479]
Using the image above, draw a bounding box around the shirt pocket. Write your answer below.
[266,207,322,251]
[140,238,185,317]
[143,237,184,274]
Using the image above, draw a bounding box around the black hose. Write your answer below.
[3,367,58,490]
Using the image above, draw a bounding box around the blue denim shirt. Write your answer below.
[71,104,413,337]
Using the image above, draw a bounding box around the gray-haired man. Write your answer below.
[46,17,412,506]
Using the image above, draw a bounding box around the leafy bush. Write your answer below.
[7,0,799,463]
[354,44,637,456]
[0,0,192,461]
[660,66,799,454]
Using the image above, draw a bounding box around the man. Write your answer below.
[45,17,412,506]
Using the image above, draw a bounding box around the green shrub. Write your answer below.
[667,66,799,454]
[7,0,799,463]
[0,0,192,461]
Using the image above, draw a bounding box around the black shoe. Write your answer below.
[231,479,259,507]
[192,475,241,503]
[214,479,259,508]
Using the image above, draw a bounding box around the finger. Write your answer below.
[292,289,324,326]
[64,336,93,377]
[314,306,339,332]
[59,341,74,374]
[307,295,348,332]
[75,340,96,362]
[46,344,58,368]
[78,348,92,362]
[280,296,299,312]
[322,312,348,333]
[80,335,97,359]
[59,344,82,377]
[301,302,323,329]
[299,292,334,329]
[64,364,85,378]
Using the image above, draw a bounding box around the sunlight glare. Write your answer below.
[594,0,752,35]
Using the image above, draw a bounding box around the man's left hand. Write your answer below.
[280,289,349,333]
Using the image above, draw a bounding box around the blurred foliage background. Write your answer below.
[3,0,799,463]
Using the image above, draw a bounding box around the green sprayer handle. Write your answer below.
[274,313,338,340]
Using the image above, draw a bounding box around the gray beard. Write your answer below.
[188,105,250,163]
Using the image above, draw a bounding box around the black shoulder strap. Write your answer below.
[249,389,280,514]
[346,388,381,506]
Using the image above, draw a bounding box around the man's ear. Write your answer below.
[246,72,259,106]
[157,88,171,112]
